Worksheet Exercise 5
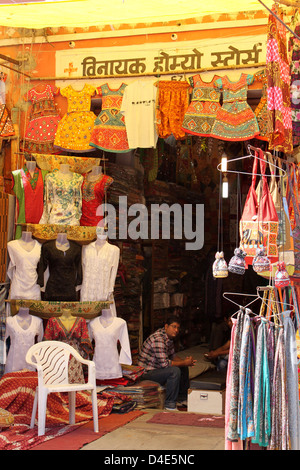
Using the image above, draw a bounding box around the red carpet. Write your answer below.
[31,410,145,450]
[147,411,225,428]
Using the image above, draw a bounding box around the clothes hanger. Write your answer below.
[217,144,286,178]
[256,285,295,322]
[223,291,262,317]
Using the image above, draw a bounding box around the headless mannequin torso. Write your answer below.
[26,160,36,178]
[100,308,114,327]
[59,308,76,332]
[87,165,102,182]
[19,231,35,252]
[58,163,72,180]
[16,307,32,330]
[56,232,70,252]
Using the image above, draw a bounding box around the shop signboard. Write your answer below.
[55,34,267,80]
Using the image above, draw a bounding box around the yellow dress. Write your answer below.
[54,84,97,153]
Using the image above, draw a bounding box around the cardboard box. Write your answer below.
[187,388,225,415]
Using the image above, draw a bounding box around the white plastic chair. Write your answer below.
[26,340,99,436]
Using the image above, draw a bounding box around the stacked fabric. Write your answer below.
[107,380,163,409]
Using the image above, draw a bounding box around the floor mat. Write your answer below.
[147,411,225,428]
[31,410,145,450]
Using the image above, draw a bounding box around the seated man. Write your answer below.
[138,316,196,411]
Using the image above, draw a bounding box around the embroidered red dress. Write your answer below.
[182,74,221,136]
[80,173,114,226]
[89,83,130,153]
[210,74,260,141]
[23,84,61,154]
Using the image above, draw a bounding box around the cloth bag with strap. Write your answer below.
[257,154,294,278]
[239,150,279,265]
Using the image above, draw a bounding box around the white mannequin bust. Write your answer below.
[87,165,102,182]
[100,308,114,327]
[19,231,35,252]
[95,226,108,252]
[58,163,72,177]
[56,232,70,252]
[16,307,31,329]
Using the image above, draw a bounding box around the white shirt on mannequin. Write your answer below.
[88,311,132,380]
[7,234,42,300]
[3,308,43,373]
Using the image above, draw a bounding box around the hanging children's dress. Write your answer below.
[54,84,96,153]
[39,169,83,225]
[80,172,114,226]
[181,74,221,136]
[44,316,93,384]
[210,73,260,141]
[89,83,131,153]
[0,74,15,138]
[23,84,61,154]
[12,166,48,239]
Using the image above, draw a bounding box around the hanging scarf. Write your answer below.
[237,312,255,440]
[282,310,300,450]
[227,309,244,441]
[269,325,289,450]
[252,317,272,447]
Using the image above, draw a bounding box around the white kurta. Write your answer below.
[4,315,44,373]
[80,241,120,315]
[88,316,132,380]
[7,239,42,300]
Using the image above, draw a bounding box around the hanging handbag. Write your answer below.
[257,155,294,278]
[239,149,279,265]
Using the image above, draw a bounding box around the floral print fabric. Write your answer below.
[39,169,83,225]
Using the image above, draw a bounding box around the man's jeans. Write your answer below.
[142,366,189,409]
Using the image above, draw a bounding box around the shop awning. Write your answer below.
[0,0,275,29]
